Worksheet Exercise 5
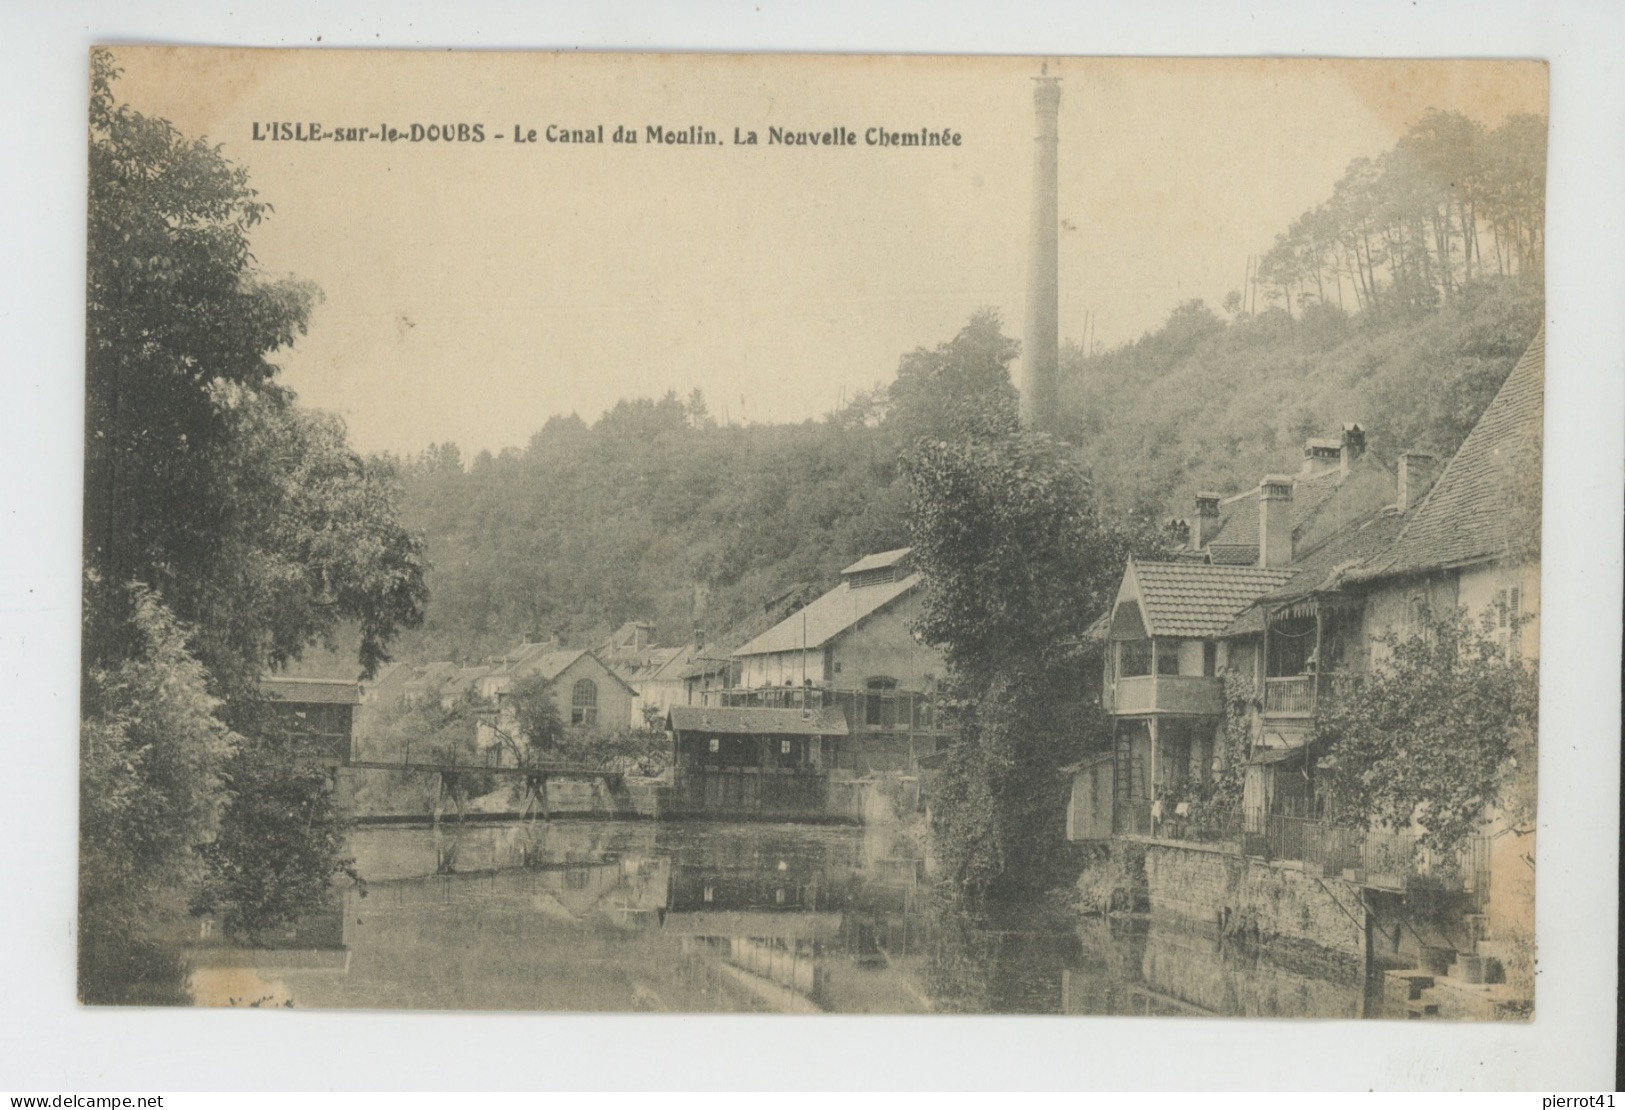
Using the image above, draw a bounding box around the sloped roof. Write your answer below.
[1206,452,1399,555]
[502,645,585,680]
[667,705,849,736]
[733,572,920,657]
[405,661,459,691]
[1207,544,1260,566]
[840,547,913,576]
[260,676,362,705]
[1356,329,1544,580]
[1127,561,1296,638]
[1223,509,1410,636]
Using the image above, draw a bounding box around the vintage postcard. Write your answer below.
[81,47,1546,1019]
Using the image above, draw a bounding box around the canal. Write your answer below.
[187,819,1376,1016]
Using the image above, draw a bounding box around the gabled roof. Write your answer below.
[733,572,920,657]
[1123,560,1295,639]
[840,547,912,576]
[260,676,362,705]
[501,644,585,680]
[1355,328,1544,580]
[503,647,639,694]
[666,705,849,736]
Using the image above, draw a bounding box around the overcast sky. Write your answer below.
[112,50,1545,458]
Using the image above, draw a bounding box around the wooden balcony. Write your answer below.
[1263,675,1314,717]
[1106,674,1222,716]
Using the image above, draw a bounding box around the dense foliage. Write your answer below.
[79,587,236,1002]
[81,50,427,994]
[1313,608,1538,854]
[899,320,1159,900]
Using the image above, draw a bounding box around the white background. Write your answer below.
[1,0,1619,1092]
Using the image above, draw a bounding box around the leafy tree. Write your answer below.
[79,584,237,1002]
[1312,607,1537,854]
[885,308,1020,445]
[192,745,356,941]
[902,319,1150,899]
[508,672,567,752]
[82,50,428,961]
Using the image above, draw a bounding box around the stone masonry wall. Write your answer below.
[1140,839,1366,972]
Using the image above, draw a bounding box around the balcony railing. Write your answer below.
[1240,811,1492,909]
[1107,674,1223,716]
[1263,675,1314,716]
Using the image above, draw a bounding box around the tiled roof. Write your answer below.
[1129,561,1296,638]
[1223,509,1410,636]
[734,572,920,656]
[841,547,912,575]
[667,705,849,736]
[1206,453,1398,555]
[1357,329,1544,580]
[500,645,585,680]
[260,676,362,705]
[1207,544,1260,566]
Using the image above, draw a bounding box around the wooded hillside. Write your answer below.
[378,110,1545,667]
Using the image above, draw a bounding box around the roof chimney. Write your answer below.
[1192,491,1222,550]
[1019,71,1061,433]
[1341,422,1367,478]
[693,627,706,651]
[1397,451,1437,513]
[551,628,567,650]
[1301,438,1342,477]
[1258,475,1294,568]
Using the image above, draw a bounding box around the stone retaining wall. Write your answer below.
[1136,837,1366,972]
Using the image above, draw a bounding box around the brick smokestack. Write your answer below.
[1020,72,1062,432]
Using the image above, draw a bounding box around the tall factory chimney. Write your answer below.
[1020,69,1062,432]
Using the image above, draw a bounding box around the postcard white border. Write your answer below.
[2,0,1619,1092]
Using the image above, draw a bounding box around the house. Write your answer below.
[1348,328,1542,666]
[1096,560,1295,834]
[1341,329,1543,950]
[1078,330,1541,858]
[598,621,706,730]
[665,704,850,820]
[1083,422,1432,837]
[258,676,362,766]
[721,547,949,774]
[477,643,639,751]
[403,661,462,709]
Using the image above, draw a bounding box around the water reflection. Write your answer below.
[187,820,1367,1016]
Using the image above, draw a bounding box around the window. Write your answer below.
[708,737,720,753]
[1119,640,1152,678]
[1203,641,1218,677]
[571,678,598,726]
[865,677,897,727]
[1155,639,1180,676]
[1266,617,1316,677]
[780,739,792,755]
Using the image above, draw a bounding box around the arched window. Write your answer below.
[571,678,598,727]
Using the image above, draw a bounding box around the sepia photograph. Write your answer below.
[75,45,1556,1024]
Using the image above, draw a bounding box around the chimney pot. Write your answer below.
[1258,475,1295,568]
[1341,422,1367,477]
[1192,491,1222,549]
